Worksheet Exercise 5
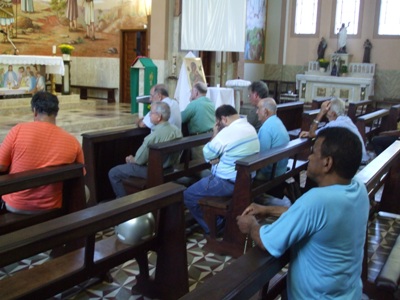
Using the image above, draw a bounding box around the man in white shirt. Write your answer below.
[136,84,181,130]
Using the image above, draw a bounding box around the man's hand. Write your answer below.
[209,158,220,165]
[320,100,331,116]
[242,203,269,217]
[135,118,146,128]
[299,131,310,138]
[125,155,135,164]
[236,214,258,234]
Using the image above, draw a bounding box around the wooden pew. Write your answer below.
[0,182,188,300]
[276,101,304,131]
[347,100,374,123]
[199,138,312,258]
[82,126,150,205]
[386,104,400,131]
[355,109,389,143]
[122,132,213,194]
[180,140,400,300]
[0,163,86,235]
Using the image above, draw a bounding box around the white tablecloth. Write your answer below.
[0,87,29,95]
[0,55,65,75]
[206,87,235,109]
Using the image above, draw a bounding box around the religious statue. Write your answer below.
[317,37,327,60]
[363,39,372,63]
[336,23,350,53]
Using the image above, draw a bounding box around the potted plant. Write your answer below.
[340,65,348,76]
[58,44,75,61]
[318,58,329,72]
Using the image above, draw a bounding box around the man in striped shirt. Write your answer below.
[184,105,260,235]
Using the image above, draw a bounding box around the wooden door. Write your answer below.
[120,29,147,103]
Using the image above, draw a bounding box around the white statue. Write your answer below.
[337,23,349,53]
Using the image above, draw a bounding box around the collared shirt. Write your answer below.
[203,118,260,181]
[181,96,215,134]
[143,98,182,130]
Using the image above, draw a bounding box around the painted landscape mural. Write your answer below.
[0,0,148,57]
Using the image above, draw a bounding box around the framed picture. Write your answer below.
[184,57,206,89]
[244,0,267,63]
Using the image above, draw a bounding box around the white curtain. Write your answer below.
[181,0,246,52]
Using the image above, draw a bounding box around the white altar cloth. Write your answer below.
[206,87,235,109]
[0,55,65,75]
[0,87,29,96]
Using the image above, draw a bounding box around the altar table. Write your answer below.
[206,87,235,109]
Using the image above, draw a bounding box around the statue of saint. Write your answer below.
[363,39,372,63]
[317,37,327,60]
[337,23,349,53]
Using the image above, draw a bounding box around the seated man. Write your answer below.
[181,82,215,135]
[256,98,290,180]
[136,84,181,130]
[371,129,400,155]
[184,105,260,235]
[247,81,269,131]
[237,127,369,299]
[109,102,182,198]
[0,91,85,214]
[300,97,369,163]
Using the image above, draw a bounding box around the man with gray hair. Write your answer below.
[300,97,369,162]
[137,84,182,130]
[109,102,182,198]
[256,98,290,180]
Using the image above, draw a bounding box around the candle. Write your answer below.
[52,45,56,55]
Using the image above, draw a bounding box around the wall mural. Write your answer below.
[0,0,147,57]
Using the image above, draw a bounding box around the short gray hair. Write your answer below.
[152,101,171,120]
[260,97,277,114]
[329,97,346,116]
[194,82,207,94]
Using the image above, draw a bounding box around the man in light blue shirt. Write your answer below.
[256,98,290,180]
[237,127,369,299]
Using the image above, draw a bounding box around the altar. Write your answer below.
[0,55,64,96]
[296,61,375,103]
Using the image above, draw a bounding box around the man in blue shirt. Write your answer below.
[237,127,369,299]
[256,98,290,180]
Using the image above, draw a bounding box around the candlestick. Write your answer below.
[52,45,56,55]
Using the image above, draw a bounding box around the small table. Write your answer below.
[206,87,235,109]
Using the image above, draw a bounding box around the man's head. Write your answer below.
[327,97,346,121]
[31,91,59,117]
[248,81,269,107]
[215,105,239,131]
[150,101,170,125]
[257,98,277,123]
[150,84,169,102]
[307,127,362,185]
[190,82,207,101]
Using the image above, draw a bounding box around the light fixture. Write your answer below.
[144,0,152,16]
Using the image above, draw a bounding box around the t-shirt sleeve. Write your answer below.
[0,126,18,167]
[203,135,224,162]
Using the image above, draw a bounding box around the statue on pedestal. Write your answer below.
[336,23,350,53]
[363,39,372,63]
[317,37,327,60]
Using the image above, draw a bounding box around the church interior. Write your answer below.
[1,0,400,299]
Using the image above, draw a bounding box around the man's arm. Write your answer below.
[308,100,330,138]
[0,165,9,173]
[236,215,265,250]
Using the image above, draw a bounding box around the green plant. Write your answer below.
[58,44,75,55]
[340,65,348,74]
[318,58,329,69]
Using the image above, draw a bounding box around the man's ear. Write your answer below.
[323,156,334,173]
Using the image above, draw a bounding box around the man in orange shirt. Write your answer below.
[0,91,85,214]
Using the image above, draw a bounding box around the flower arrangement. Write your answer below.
[340,65,348,74]
[318,58,330,69]
[58,44,75,55]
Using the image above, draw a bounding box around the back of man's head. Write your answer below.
[260,97,277,114]
[249,81,269,98]
[152,101,171,121]
[154,84,169,98]
[215,105,238,121]
[317,127,362,179]
[329,97,346,116]
[194,82,207,95]
[31,91,59,117]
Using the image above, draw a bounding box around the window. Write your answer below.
[334,0,360,35]
[294,0,319,35]
[378,0,400,35]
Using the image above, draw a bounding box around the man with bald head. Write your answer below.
[256,98,290,180]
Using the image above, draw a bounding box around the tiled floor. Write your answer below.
[1,96,399,299]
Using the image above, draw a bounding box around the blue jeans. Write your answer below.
[108,163,147,198]
[184,175,235,234]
